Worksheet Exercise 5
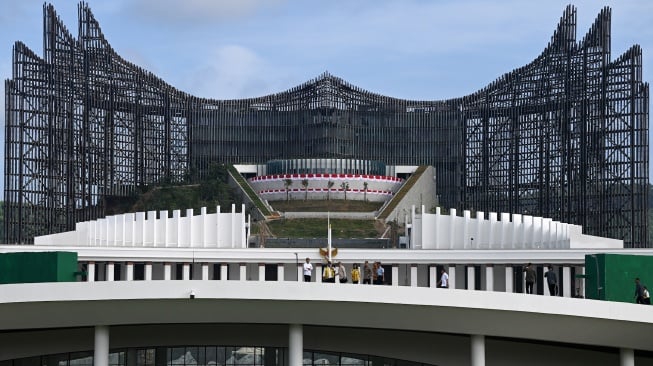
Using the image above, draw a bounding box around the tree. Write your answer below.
[327,180,334,201]
[363,181,368,201]
[301,179,309,201]
[284,178,293,202]
[340,181,349,201]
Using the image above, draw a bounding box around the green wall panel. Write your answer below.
[0,252,78,284]
[584,254,653,303]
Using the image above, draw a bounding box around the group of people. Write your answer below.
[302,258,385,284]
[523,263,559,296]
[305,259,651,302]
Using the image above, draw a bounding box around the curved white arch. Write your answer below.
[1,280,652,353]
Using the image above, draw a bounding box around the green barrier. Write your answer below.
[584,253,653,303]
[0,251,79,284]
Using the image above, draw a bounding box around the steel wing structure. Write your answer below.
[4,4,649,246]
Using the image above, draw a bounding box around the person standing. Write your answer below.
[323,261,335,283]
[336,262,348,283]
[635,278,644,303]
[524,263,536,294]
[437,269,449,288]
[302,257,313,282]
[544,265,558,296]
[351,263,361,284]
[375,262,385,285]
[363,261,372,284]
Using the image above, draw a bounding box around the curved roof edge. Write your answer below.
[1,281,652,352]
[33,2,644,105]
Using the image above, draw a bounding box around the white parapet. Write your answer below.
[35,204,249,248]
[414,207,622,250]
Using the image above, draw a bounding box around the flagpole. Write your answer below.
[327,211,332,262]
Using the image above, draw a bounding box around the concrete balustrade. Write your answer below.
[72,257,592,298]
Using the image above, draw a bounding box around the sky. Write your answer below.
[0,0,652,193]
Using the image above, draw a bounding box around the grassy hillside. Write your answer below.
[267,218,381,238]
[106,164,241,215]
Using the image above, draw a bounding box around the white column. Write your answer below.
[392,265,399,286]
[221,264,228,281]
[505,266,514,293]
[202,263,210,280]
[297,264,302,282]
[87,262,95,282]
[449,209,457,249]
[619,348,634,366]
[288,324,303,366]
[164,263,172,280]
[448,265,456,289]
[239,263,247,281]
[315,264,322,283]
[145,262,152,281]
[94,326,110,366]
[106,262,114,282]
[259,263,266,281]
[278,264,285,282]
[182,263,191,280]
[563,266,572,298]
[470,335,485,366]
[578,266,585,298]
[126,262,134,281]
[544,267,551,297]
[410,265,418,287]
[467,266,475,290]
[485,265,494,291]
[429,266,437,288]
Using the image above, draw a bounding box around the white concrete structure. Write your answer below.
[35,203,621,251]
[34,204,248,248]
[410,206,623,250]
[1,280,652,365]
[7,205,651,365]
[249,173,402,202]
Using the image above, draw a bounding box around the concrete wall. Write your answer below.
[1,281,652,365]
[227,171,270,221]
[34,205,248,248]
[249,174,402,202]
[568,225,624,249]
[411,208,623,250]
[383,166,438,225]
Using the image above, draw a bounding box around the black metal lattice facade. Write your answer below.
[4,4,649,246]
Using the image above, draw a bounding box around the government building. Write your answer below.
[3,3,649,246]
[1,3,653,366]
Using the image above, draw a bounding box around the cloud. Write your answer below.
[124,0,285,26]
[183,45,274,99]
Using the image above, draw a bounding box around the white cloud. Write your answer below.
[124,0,285,25]
[184,45,272,99]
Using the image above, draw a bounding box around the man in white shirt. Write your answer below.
[438,269,449,288]
[303,257,313,282]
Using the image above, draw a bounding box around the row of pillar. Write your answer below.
[83,261,584,297]
[92,325,637,366]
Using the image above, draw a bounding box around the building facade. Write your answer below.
[3,205,653,365]
[3,4,649,245]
